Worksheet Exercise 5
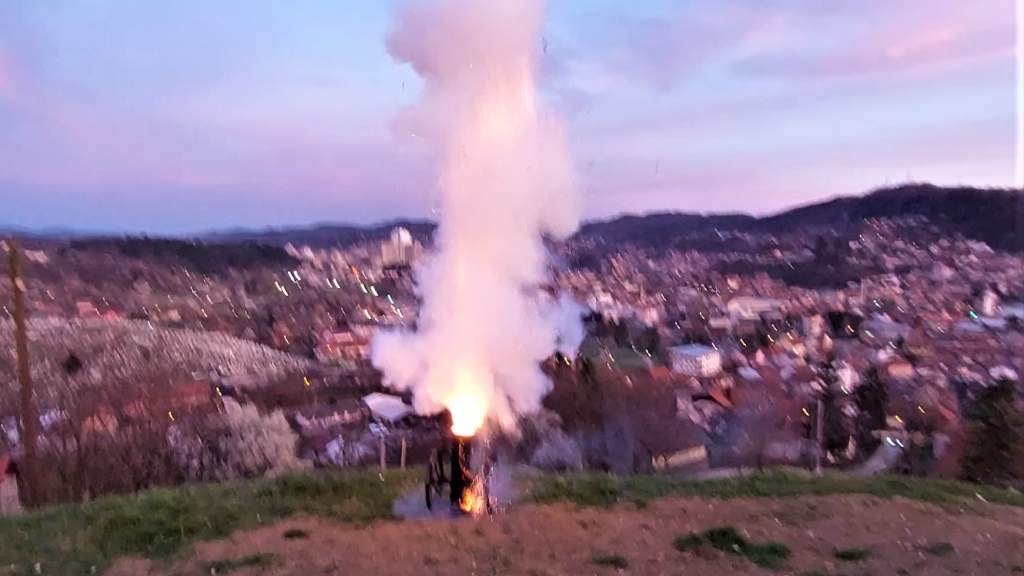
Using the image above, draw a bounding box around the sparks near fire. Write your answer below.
[371,0,583,440]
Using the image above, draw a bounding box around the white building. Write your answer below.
[861,315,911,343]
[24,250,49,265]
[668,344,722,378]
[381,227,419,266]
[726,297,783,321]
[363,393,413,423]
[835,361,860,392]
[930,262,955,281]
[803,314,825,338]
[737,366,761,381]
[980,288,999,317]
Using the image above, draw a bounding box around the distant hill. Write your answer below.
[576,184,1024,252]
[11,184,1022,252]
[576,212,755,244]
[205,220,436,248]
[756,184,1024,251]
[64,237,299,274]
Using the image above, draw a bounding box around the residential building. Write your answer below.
[668,344,723,377]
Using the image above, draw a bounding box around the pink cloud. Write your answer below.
[743,29,1012,78]
[551,1,1014,92]
[0,68,436,224]
[560,4,765,91]
[736,3,1014,78]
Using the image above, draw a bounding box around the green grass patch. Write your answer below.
[591,553,630,569]
[671,533,704,552]
[206,553,277,574]
[833,547,872,562]
[282,528,309,540]
[921,541,955,557]
[673,525,790,570]
[528,471,1024,510]
[0,470,416,575]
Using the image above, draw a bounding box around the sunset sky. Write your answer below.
[0,0,1018,233]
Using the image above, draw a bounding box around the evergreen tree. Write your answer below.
[612,321,631,348]
[637,326,662,358]
[855,367,888,455]
[821,384,852,455]
[961,379,1022,484]
[817,361,852,456]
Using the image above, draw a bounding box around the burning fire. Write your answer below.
[459,476,488,515]
[446,378,492,516]
[447,370,488,437]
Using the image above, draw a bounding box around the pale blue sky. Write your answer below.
[0,0,1017,233]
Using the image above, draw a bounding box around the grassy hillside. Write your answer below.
[0,471,417,575]
[2,470,1022,574]
[528,471,1024,508]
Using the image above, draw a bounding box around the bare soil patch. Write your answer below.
[116,495,1024,575]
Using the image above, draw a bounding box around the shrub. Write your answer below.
[673,525,790,570]
[205,553,277,574]
[591,553,629,569]
[921,542,955,556]
[961,379,1022,484]
[833,547,871,562]
[171,403,305,481]
[531,431,584,471]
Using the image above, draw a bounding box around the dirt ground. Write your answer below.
[112,495,1024,575]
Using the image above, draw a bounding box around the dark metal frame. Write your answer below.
[424,436,492,514]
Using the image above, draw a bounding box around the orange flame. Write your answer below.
[448,370,488,437]
[459,475,488,515]
[447,368,490,515]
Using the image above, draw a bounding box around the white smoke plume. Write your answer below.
[372,0,581,434]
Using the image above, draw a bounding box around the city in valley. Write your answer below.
[1,184,1021,511]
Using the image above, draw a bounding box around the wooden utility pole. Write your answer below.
[814,398,824,476]
[5,239,37,506]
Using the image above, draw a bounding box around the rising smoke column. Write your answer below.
[372,0,581,434]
